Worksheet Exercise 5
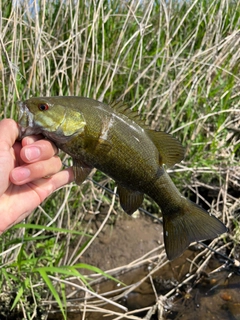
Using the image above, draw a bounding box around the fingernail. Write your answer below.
[25,147,41,161]
[11,167,31,181]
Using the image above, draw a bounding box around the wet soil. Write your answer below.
[46,213,240,320]
[80,213,164,270]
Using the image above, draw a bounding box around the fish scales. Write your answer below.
[62,107,161,191]
[17,96,227,260]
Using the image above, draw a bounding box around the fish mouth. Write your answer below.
[17,101,37,140]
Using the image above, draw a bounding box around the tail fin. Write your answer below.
[162,199,227,260]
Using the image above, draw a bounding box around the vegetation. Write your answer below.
[0,0,239,319]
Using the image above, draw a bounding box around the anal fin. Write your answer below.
[118,185,144,215]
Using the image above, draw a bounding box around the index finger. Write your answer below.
[0,119,20,150]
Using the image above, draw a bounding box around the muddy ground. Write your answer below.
[45,212,240,320]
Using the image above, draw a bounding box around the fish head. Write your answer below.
[17,97,86,142]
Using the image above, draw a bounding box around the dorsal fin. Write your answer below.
[110,101,185,168]
[110,100,146,128]
[146,129,185,168]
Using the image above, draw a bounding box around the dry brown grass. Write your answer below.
[0,0,240,319]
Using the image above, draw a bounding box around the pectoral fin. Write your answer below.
[118,185,144,215]
[73,159,93,185]
[84,125,112,153]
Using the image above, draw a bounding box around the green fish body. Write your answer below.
[17,96,227,260]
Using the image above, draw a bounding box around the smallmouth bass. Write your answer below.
[17,96,227,260]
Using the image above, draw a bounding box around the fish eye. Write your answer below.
[38,103,49,111]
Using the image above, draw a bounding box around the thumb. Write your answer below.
[0,119,20,195]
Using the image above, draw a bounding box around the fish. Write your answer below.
[17,96,227,260]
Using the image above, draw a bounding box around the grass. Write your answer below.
[0,0,240,319]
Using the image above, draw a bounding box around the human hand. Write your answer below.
[0,119,74,234]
